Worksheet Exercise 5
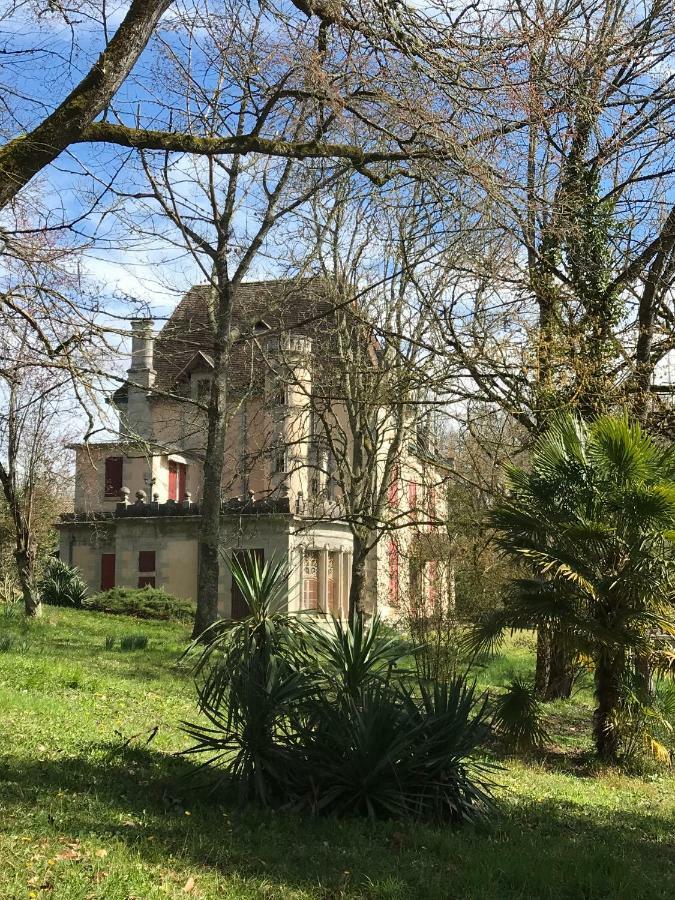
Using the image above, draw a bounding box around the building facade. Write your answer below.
[57,280,452,619]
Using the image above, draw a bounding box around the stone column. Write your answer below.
[319,546,329,614]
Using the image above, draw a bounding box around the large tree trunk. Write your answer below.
[16,547,40,618]
[0,0,170,209]
[544,630,574,700]
[593,650,624,763]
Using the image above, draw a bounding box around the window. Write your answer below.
[196,378,212,403]
[273,444,287,474]
[302,551,319,609]
[408,480,418,516]
[138,550,156,588]
[138,551,155,572]
[271,380,287,406]
[100,553,115,590]
[104,456,123,497]
[168,461,187,501]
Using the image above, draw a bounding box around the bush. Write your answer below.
[83,587,194,622]
[119,633,149,651]
[40,558,87,608]
[491,678,550,753]
[182,553,496,823]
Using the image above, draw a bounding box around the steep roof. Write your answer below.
[152,278,338,394]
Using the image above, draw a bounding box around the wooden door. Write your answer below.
[168,461,177,500]
[230,548,264,620]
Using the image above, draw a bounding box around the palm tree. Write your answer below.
[469,414,675,762]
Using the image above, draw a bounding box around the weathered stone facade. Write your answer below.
[57,279,452,618]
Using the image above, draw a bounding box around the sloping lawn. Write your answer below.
[0,607,673,900]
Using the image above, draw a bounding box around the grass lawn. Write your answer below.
[0,607,673,900]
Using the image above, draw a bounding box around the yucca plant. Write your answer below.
[183,553,496,820]
[181,552,313,805]
[491,678,550,753]
[468,414,675,762]
[40,558,87,608]
[307,612,412,702]
[298,677,495,823]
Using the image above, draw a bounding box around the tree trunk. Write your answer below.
[348,532,370,621]
[16,547,40,618]
[594,650,624,763]
[193,390,228,638]
[534,627,551,698]
[544,630,574,700]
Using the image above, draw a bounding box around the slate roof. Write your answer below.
[111,278,342,405]
[152,278,338,394]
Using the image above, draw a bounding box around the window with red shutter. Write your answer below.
[168,460,177,499]
[138,551,156,573]
[104,457,123,497]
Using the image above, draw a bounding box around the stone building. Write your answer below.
[57,279,453,618]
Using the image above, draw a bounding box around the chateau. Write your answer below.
[57,280,453,618]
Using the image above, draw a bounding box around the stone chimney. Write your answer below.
[124,318,156,440]
[129,318,156,388]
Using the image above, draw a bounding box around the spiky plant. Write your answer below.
[181,552,312,805]
[491,678,550,753]
[40,558,87,608]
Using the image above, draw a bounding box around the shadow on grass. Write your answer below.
[0,744,673,899]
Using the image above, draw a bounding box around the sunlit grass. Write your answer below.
[0,607,673,899]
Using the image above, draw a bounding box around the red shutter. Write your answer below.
[100,553,116,590]
[408,481,417,517]
[178,463,187,501]
[168,461,177,500]
[104,457,123,497]
[138,575,156,588]
[138,551,156,573]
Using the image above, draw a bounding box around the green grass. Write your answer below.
[0,607,673,899]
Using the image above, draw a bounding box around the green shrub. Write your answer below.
[492,678,550,753]
[83,587,194,622]
[119,634,149,651]
[40,558,87,608]
[182,553,496,823]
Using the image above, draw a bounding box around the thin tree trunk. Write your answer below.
[193,382,228,638]
[348,532,369,621]
[594,650,623,763]
[535,627,551,698]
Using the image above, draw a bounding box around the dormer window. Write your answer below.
[195,377,212,404]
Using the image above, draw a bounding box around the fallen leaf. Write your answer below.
[183,876,196,893]
[95,849,108,858]
[55,848,81,861]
